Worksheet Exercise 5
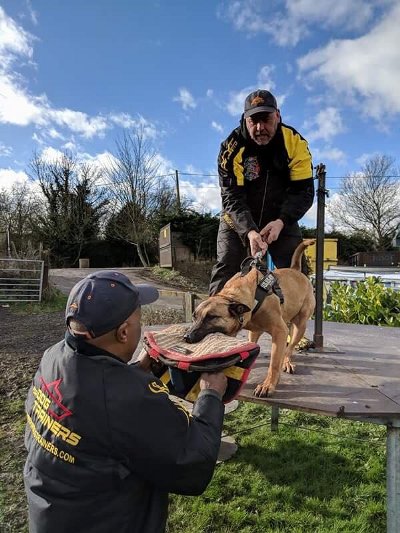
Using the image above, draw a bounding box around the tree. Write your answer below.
[28,152,108,266]
[327,155,400,250]
[105,128,180,266]
[0,181,42,256]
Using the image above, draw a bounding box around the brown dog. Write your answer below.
[184,240,315,397]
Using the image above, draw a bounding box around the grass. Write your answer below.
[7,285,68,315]
[1,393,387,533]
[167,403,386,533]
[148,265,200,291]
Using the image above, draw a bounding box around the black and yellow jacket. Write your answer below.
[24,333,224,533]
[218,117,314,240]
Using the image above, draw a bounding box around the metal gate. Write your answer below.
[0,258,45,303]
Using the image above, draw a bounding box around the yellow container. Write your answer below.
[304,238,338,273]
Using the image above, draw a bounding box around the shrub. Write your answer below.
[323,277,400,326]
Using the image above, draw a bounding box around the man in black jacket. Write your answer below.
[24,270,227,533]
[210,89,314,295]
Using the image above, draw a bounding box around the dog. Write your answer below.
[184,240,315,397]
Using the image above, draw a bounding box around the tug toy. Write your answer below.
[140,324,260,403]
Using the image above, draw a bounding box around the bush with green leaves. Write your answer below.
[323,277,400,326]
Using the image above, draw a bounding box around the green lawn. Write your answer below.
[0,379,387,533]
[168,402,386,533]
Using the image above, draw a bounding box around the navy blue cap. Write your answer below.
[244,89,278,118]
[65,270,159,338]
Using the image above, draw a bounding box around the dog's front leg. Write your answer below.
[254,320,288,398]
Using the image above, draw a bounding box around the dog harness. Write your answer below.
[240,255,284,316]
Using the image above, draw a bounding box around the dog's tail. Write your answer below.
[290,239,316,271]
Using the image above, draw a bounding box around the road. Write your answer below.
[49,267,187,310]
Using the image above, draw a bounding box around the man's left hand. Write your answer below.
[135,351,153,372]
[260,219,284,244]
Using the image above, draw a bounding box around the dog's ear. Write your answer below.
[228,302,251,318]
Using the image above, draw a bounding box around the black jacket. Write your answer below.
[24,333,224,533]
[218,118,314,240]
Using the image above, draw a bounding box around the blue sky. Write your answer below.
[1,0,400,227]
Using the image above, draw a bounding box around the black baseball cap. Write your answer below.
[65,270,159,338]
[244,89,278,118]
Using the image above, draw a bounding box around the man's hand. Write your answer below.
[260,219,284,245]
[199,372,227,397]
[135,351,153,372]
[247,230,268,257]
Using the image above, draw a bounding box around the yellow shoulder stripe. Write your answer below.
[233,147,245,185]
[281,126,313,181]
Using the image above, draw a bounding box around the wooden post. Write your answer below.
[183,292,195,322]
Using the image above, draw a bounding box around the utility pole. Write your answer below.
[175,170,181,211]
[313,163,328,350]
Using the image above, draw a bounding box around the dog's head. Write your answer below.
[184,296,251,344]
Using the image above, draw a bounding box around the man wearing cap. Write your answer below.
[209,89,314,295]
[24,270,227,533]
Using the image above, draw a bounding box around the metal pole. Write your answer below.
[313,163,328,350]
[175,169,181,211]
[387,421,400,533]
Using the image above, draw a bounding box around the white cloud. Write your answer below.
[300,198,317,228]
[355,152,380,166]
[226,88,250,116]
[173,88,197,111]
[303,107,345,142]
[0,7,161,143]
[206,89,214,98]
[40,147,65,163]
[109,112,137,129]
[48,109,109,139]
[0,6,33,66]
[219,0,378,47]
[211,121,223,133]
[0,143,12,157]
[311,146,347,165]
[298,3,400,119]
[62,140,78,152]
[47,128,64,140]
[180,179,221,213]
[26,0,38,26]
[0,168,29,190]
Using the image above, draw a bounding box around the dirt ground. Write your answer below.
[0,307,65,397]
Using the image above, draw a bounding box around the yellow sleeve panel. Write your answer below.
[281,125,313,181]
[233,147,245,186]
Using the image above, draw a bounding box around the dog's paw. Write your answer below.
[253,382,275,398]
[282,358,296,374]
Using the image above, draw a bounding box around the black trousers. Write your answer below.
[209,219,304,295]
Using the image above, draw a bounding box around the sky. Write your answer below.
[1,0,400,228]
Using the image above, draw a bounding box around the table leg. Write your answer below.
[387,421,400,533]
[271,405,279,432]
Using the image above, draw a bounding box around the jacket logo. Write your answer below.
[40,377,73,421]
[244,156,260,181]
[250,96,264,106]
[148,381,169,395]
[220,138,238,171]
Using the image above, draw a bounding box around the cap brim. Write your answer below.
[244,106,277,118]
[137,285,159,305]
